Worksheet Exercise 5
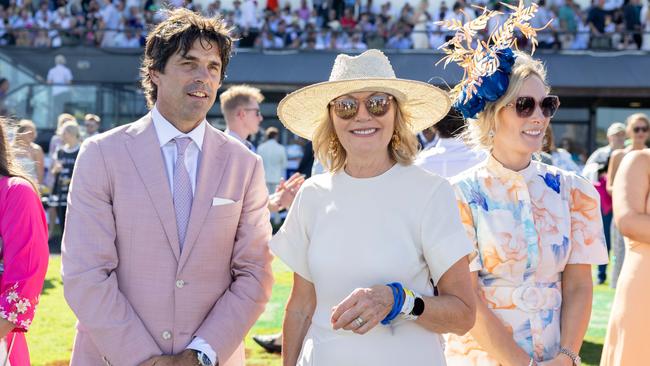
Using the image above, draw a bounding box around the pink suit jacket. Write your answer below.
[62,114,274,366]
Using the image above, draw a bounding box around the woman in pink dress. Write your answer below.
[0,119,49,365]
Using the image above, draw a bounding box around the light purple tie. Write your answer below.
[173,137,193,249]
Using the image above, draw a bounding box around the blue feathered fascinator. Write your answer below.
[436,1,550,119]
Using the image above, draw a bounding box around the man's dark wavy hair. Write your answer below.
[140,8,234,109]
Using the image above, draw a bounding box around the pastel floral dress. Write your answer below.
[0,177,49,365]
[445,156,608,365]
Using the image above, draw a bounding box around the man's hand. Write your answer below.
[138,350,198,366]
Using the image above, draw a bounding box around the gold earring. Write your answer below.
[328,136,339,158]
[391,132,402,151]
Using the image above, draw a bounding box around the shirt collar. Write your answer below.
[225,128,253,149]
[151,105,206,151]
[225,129,244,143]
[486,154,537,181]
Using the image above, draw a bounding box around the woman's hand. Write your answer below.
[51,161,62,174]
[330,285,393,335]
[277,173,305,210]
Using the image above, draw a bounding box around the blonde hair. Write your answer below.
[219,84,264,118]
[312,100,419,173]
[60,120,81,140]
[625,112,650,135]
[463,52,549,151]
[57,113,76,135]
[17,119,36,133]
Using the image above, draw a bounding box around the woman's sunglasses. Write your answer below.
[633,126,649,134]
[329,94,394,120]
[507,95,560,118]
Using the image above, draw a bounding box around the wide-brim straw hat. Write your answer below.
[277,49,451,140]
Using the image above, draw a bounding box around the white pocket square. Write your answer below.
[212,197,235,206]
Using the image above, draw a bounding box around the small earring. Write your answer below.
[328,136,339,158]
[488,129,495,139]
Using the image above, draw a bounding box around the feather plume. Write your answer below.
[435,0,548,103]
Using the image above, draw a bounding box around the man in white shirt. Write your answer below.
[415,111,487,178]
[257,127,287,195]
[46,54,73,93]
[257,126,288,224]
[47,54,73,122]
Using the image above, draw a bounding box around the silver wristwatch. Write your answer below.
[195,350,213,366]
[559,347,581,366]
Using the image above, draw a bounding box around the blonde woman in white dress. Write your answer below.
[272,49,476,366]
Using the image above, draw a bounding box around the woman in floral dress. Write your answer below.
[0,119,49,365]
[443,51,609,366]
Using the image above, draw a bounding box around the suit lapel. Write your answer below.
[125,115,181,262]
[178,125,230,270]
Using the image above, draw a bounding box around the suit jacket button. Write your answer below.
[162,330,172,340]
[176,280,185,288]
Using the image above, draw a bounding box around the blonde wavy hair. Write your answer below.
[625,112,650,131]
[312,98,419,173]
[462,52,549,151]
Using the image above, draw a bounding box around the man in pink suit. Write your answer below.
[61,8,274,366]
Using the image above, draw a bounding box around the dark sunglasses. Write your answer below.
[507,95,560,118]
[633,126,649,133]
[243,108,261,117]
[329,94,394,120]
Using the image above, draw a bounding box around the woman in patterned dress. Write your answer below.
[0,119,49,365]
[444,52,609,366]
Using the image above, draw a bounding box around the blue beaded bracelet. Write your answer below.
[381,282,405,325]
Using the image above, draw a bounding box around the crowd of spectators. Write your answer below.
[0,0,649,50]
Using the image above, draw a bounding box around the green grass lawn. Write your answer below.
[27,256,614,366]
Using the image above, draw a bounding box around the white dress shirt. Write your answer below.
[257,139,288,184]
[415,137,487,178]
[151,106,217,365]
[46,64,73,95]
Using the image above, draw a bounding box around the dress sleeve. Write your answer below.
[0,178,49,332]
[567,174,609,265]
[421,180,475,285]
[269,184,313,282]
[452,182,482,272]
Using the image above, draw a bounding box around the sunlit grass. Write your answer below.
[28,257,612,366]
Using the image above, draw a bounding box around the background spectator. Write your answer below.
[0,0,639,50]
[12,119,44,185]
[47,55,73,119]
[49,120,81,237]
